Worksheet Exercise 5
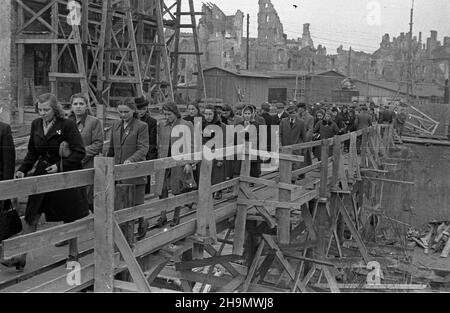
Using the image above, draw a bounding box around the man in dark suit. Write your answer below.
[272,102,289,125]
[0,121,15,182]
[135,96,158,195]
[280,105,307,180]
[354,106,373,130]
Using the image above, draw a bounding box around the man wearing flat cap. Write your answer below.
[135,96,158,194]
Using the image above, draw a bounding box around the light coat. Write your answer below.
[107,118,149,186]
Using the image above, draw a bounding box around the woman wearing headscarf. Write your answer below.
[156,102,194,226]
[1,93,89,271]
[107,99,149,240]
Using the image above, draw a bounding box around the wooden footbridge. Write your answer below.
[0,125,398,292]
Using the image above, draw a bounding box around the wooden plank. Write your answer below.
[114,191,198,223]
[113,221,152,292]
[197,159,213,238]
[336,195,370,263]
[240,176,299,191]
[203,244,241,278]
[361,128,369,168]
[1,217,93,259]
[233,147,251,256]
[242,240,265,292]
[219,277,245,292]
[114,280,138,292]
[331,135,341,188]
[262,234,307,292]
[175,255,242,271]
[313,283,427,290]
[115,152,202,181]
[240,184,277,229]
[142,253,170,285]
[322,267,340,293]
[238,199,299,210]
[0,169,93,201]
[93,158,115,292]
[319,141,329,197]
[159,268,283,292]
[133,202,236,257]
[361,176,415,185]
[292,162,322,177]
[277,151,292,245]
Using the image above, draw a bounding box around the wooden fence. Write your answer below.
[0,124,395,292]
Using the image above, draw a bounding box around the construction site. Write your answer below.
[0,0,449,295]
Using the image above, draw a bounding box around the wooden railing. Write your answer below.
[0,124,395,292]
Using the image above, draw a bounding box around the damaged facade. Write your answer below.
[195,0,449,88]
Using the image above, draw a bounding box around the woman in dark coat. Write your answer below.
[235,105,263,178]
[202,104,227,200]
[183,102,202,186]
[1,93,89,271]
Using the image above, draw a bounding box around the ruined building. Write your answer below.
[198,3,244,69]
[196,0,449,88]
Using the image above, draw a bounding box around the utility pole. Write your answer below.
[347,47,352,77]
[406,0,415,103]
[246,14,250,70]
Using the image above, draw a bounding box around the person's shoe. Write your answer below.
[1,257,26,272]
[55,240,69,247]
[155,211,168,228]
[213,192,222,200]
[170,207,182,227]
[136,219,149,241]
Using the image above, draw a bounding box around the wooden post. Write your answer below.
[277,148,292,245]
[50,1,58,96]
[315,141,330,259]
[319,140,330,198]
[331,135,341,189]
[197,159,212,237]
[233,144,251,256]
[361,128,369,169]
[94,157,116,292]
[115,184,135,282]
[17,2,24,124]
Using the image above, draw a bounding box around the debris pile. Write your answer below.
[407,221,450,258]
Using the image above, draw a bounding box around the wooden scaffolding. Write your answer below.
[13,0,205,123]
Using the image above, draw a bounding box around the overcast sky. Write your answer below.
[192,0,450,54]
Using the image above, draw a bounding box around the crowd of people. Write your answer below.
[0,93,406,271]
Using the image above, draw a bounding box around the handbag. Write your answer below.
[0,199,23,242]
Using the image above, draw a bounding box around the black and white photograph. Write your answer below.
[0,0,449,302]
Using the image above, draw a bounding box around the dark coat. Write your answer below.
[279,117,307,147]
[314,120,340,140]
[271,111,289,126]
[19,118,89,224]
[235,119,262,177]
[107,118,149,186]
[260,112,275,152]
[140,112,158,160]
[354,112,373,130]
[203,117,227,185]
[0,122,15,181]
